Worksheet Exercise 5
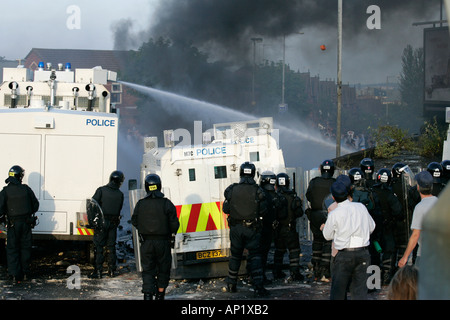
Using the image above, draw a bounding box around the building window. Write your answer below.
[111,92,122,104]
[111,83,122,93]
[250,151,260,162]
[189,168,196,181]
[214,166,227,179]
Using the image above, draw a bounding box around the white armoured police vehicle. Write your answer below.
[130,117,286,278]
[0,63,119,250]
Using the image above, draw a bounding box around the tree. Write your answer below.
[399,45,424,115]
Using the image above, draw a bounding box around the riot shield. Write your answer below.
[302,168,321,241]
[86,198,105,231]
[129,188,146,273]
[400,165,416,239]
[399,165,416,189]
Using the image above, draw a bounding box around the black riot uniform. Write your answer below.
[351,163,383,267]
[371,168,402,284]
[390,163,410,269]
[258,171,279,283]
[0,166,39,283]
[305,159,335,280]
[131,174,179,300]
[273,172,304,281]
[90,171,125,278]
[223,162,269,297]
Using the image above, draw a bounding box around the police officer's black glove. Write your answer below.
[170,233,176,249]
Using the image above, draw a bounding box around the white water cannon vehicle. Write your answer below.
[0,63,119,251]
[129,117,287,278]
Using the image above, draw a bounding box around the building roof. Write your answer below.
[24,48,131,72]
[0,59,19,81]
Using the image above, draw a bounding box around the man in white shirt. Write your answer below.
[322,181,376,300]
[398,171,438,269]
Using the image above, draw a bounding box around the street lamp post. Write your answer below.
[282,34,286,107]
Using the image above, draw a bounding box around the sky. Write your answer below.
[0,0,156,60]
[0,0,446,85]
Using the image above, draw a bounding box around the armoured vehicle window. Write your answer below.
[214,166,227,179]
[189,168,196,181]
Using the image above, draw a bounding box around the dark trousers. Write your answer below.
[140,239,172,294]
[6,220,32,278]
[393,220,408,269]
[330,248,371,300]
[227,224,264,288]
[309,210,331,278]
[260,224,274,276]
[273,227,301,276]
[93,218,119,271]
[381,225,396,282]
[311,232,332,278]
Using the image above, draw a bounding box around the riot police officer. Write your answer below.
[360,157,376,188]
[258,171,279,283]
[427,162,445,196]
[223,162,269,297]
[305,159,335,281]
[0,165,39,283]
[372,168,402,284]
[348,167,364,195]
[90,170,125,278]
[273,172,304,281]
[131,174,179,300]
[441,160,450,186]
[406,162,445,223]
[391,162,411,270]
[351,163,383,267]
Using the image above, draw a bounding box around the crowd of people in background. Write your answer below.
[318,122,372,152]
[306,157,448,300]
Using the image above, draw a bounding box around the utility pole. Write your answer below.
[282,34,286,107]
[336,0,343,157]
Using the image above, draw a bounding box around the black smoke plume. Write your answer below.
[143,0,439,64]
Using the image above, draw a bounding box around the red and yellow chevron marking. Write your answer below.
[76,228,94,236]
[176,201,229,233]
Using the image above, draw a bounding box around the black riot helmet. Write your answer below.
[276,172,291,191]
[441,160,450,181]
[360,158,375,180]
[376,168,391,185]
[392,162,406,178]
[259,171,276,191]
[8,165,25,182]
[348,167,363,185]
[427,162,443,183]
[320,159,335,178]
[109,170,125,186]
[239,161,256,178]
[144,173,162,193]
